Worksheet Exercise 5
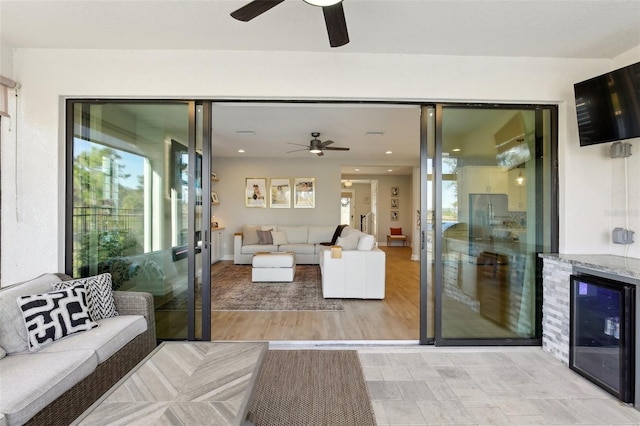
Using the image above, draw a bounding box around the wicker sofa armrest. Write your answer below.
[113,291,156,340]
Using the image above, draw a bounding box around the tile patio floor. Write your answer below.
[358,347,640,425]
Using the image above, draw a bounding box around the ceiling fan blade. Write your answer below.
[231,0,284,22]
[286,148,308,154]
[287,142,310,147]
[323,146,350,151]
[322,3,349,47]
[316,151,324,157]
[320,140,334,147]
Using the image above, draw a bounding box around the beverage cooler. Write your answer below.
[570,274,636,403]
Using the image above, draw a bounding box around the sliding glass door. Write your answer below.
[434,104,557,344]
[66,101,211,340]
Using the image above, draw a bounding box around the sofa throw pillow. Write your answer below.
[53,273,118,321]
[271,230,288,246]
[17,285,98,351]
[242,225,260,245]
[357,234,376,251]
[336,232,359,250]
[257,229,273,245]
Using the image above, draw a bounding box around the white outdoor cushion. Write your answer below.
[242,245,278,255]
[336,233,360,250]
[38,315,146,363]
[271,231,289,246]
[0,349,97,426]
[278,225,308,244]
[307,226,335,244]
[0,274,62,354]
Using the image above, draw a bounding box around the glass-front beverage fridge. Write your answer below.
[570,273,636,403]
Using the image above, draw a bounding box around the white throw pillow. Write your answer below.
[272,231,289,246]
[17,285,98,351]
[336,232,359,250]
[0,345,5,360]
[357,234,375,251]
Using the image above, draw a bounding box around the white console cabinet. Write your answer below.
[211,227,225,264]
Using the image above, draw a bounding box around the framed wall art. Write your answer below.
[391,211,399,221]
[245,178,267,208]
[391,198,399,208]
[270,178,291,208]
[391,186,399,196]
[294,178,315,208]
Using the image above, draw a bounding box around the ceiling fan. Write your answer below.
[230,0,349,48]
[287,132,350,156]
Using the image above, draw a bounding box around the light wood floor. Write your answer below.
[211,246,420,341]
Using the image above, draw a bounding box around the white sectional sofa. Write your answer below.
[234,224,339,264]
[318,228,386,299]
[0,273,156,426]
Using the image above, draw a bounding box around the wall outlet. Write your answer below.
[612,227,635,244]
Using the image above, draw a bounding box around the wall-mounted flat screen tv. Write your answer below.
[574,62,640,146]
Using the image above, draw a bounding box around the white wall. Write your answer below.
[1,47,639,284]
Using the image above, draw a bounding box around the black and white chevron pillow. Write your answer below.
[53,273,118,321]
[17,285,98,351]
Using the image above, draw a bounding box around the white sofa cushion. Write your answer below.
[39,315,147,363]
[336,233,359,250]
[17,286,98,352]
[0,349,97,426]
[52,273,118,321]
[0,274,62,354]
[278,243,316,254]
[0,346,5,360]
[357,234,376,251]
[278,225,308,244]
[242,244,278,255]
[307,226,335,244]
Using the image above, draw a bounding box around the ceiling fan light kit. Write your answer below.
[287,132,351,156]
[230,0,349,48]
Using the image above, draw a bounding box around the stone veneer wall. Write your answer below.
[541,258,573,365]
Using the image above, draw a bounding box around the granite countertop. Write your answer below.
[539,253,640,280]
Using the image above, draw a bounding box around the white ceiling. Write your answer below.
[2,1,639,175]
[2,0,639,58]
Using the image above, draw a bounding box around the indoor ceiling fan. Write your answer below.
[230,0,349,48]
[287,132,350,156]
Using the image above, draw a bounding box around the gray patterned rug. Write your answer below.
[157,264,343,311]
[212,264,343,311]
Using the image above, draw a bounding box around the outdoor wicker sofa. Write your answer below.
[0,273,157,426]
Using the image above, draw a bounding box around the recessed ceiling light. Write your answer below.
[238,149,245,153]
[452,148,461,152]
[385,150,392,154]
[387,169,393,172]
[354,168,360,172]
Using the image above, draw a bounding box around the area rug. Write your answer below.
[156,264,343,311]
[248,350,377,425]
[212,264,343,311]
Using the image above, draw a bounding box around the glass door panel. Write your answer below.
[437,106,555,342]
[68,101,206,341]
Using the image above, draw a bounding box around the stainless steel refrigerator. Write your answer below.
[468,193,508,256]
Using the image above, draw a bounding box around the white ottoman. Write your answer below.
[252,252,296,282]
